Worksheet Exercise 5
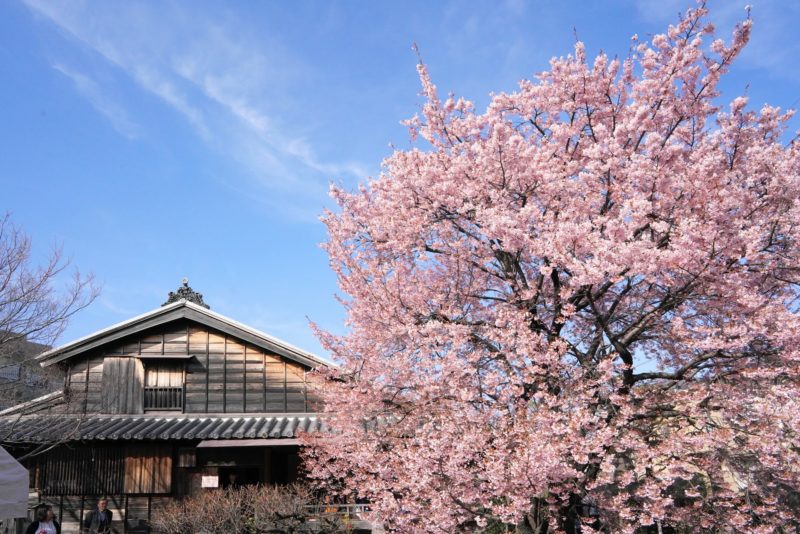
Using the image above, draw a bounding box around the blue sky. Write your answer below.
[2,0,799,357]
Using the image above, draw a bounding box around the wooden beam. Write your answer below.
[283,360,287,413]
[205,330,209,413]
[135,354,196,359]
[223,335,227,414]
[196,439,301,448]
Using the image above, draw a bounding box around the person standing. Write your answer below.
[83,498,113,534]
[25,505,60,534]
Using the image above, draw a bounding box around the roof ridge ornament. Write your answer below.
[163,278,210,309]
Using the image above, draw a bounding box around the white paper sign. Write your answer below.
[201,476,219,488]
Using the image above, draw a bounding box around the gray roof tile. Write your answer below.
[0,413,321,443]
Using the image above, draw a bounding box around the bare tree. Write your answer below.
[152,484,346,534]
[0,213,98,406]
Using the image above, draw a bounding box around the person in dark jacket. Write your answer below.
[25,505,61,534]
[83,498,113,534]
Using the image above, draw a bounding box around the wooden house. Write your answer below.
[0,282,347,533]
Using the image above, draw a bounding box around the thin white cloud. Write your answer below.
[52,63,141,139]
[25,0,210,137]
[130,64,209,138]
[23,0,367,217]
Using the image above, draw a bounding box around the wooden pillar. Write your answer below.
[263,448,273,484]
[304,369,309,412]
[84,358,90,413]
[243,346,247,413]
[205,330,210,413]
[79,495,85,533]
[223,336,227,413]
[262,351,267,412]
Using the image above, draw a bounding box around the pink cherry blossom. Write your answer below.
[304,5,800,533]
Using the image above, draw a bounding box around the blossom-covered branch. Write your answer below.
[305,4,800,533]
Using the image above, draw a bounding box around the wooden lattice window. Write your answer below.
[144,362,184,411]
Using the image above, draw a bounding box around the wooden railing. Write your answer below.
[144,387,183,410]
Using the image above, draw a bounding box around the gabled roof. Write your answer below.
[36,300,332,369]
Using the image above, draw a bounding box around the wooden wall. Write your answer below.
[64,320,314,414]
[124,444,172,494]
[32,445,125,496]
[28,443,172,497]
[65,353,105,413]
[102,357,145,414]
[24,442,303,533]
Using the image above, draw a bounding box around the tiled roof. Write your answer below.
[0,413,325,443]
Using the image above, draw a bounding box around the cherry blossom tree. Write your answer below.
[305,4,800,533]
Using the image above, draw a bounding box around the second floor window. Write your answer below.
[144,362,183,411]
